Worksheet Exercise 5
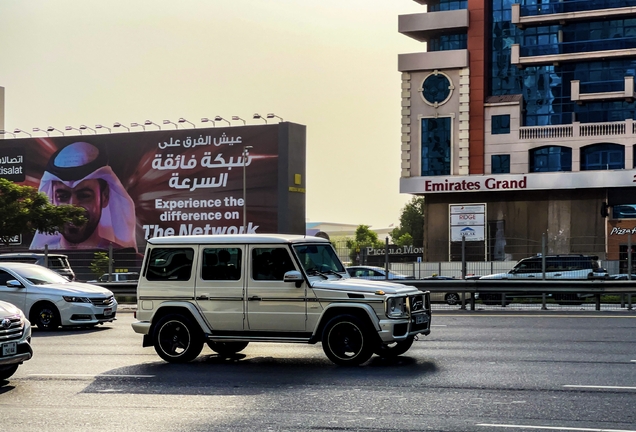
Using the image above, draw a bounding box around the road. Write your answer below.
[1,310,635,432]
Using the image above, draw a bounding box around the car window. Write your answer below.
[293,244,345,273]
[201,248,242,281]
[146,248,194,281]
[0,270,15,285]
[252,247,295,281]
[8,266,69,285]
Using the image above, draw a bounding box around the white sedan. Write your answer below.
[0,262,117,330]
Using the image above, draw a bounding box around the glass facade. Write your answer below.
[490,1,636,126]
[530,146,572,172]
[421,117,451,176]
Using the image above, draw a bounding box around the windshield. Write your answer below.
[292,243,345,274]
[11,266,70,285]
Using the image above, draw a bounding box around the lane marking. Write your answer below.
[477,423,636,431]
[431,324,447,327]
[564,385,636,390]
[28,373,154,378]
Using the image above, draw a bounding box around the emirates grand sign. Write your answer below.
[400,170,636,194]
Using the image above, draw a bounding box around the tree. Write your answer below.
[0,178,86,246]
[89,252,111,278]
[346,225,385,265]
[390,197,424,247]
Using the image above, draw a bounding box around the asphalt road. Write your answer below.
[1,310,635,432]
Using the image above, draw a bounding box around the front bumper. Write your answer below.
[61,301,118,326]
[0,320,33,366]
[377,311,431,343]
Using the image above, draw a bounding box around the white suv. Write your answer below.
[132,234,431,366]
[0,300,33,380]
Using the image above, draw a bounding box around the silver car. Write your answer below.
[0,263,117,330]
[0,300,32,380]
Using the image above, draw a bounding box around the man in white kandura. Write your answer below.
[30,141,137,251]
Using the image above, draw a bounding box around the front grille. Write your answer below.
[89,296,115,307]
[95,312,116,320]
[0,315,24,342]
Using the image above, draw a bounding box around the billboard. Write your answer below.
[0,123,306,253]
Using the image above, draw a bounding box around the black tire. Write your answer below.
[31,302,61,330]
[153,314,203,363]
[0,364,19,380]
[445,292,461,305]
[207,341,249,356]
[374,336,415,358]
[321,314,374,366]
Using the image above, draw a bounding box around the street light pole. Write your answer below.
[242,145,253,233]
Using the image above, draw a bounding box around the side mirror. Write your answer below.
[283,270,304,288]
[6,280,24,288]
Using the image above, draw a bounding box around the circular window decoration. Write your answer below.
[422,72,452,107]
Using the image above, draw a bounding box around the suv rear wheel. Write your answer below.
[153,314,203,363]
[321,314,373,366]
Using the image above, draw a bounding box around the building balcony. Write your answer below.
[512,0,636,28]
[398,49,469,72]
[399,10,469,43]
[571,77,635,104]
[511,38,636,67]
[518,119,636,142]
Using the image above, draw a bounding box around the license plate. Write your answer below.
[2,342,17,357]
[415,315,426,324]
[103,308,112,317]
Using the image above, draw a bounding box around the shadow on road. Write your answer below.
[80,353,439,396]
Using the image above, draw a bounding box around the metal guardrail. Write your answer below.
[397,279,636,310]
[95,280,636,310]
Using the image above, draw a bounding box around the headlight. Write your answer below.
[63,296,91,303]
[386,297,407,318]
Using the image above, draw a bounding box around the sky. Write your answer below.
[0,0,425,230]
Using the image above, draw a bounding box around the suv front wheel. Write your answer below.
[374,335,415,358]
[153,314,203,363]
[321,314,374,366]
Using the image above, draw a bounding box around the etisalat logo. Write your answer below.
[460,227,477,237]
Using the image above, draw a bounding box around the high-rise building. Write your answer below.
[398,0,636,268]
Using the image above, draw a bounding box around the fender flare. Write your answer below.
[150,301,212,334]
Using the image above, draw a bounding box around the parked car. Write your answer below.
[479,254,608,280]
[419,276,466,305]
[346,265,415,280]
[0,300,33,380]
[0,262,117,330]
[608,274,636,280]
[89,272,139,283]
[0,253,76,281]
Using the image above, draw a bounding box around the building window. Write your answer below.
[491,115,511,134]
[427,0,467,11]
[421,117,451,176]
[581,143,624,170]
[530,146,572,172]
[428,33,467,51]
[422,73,452,106]
[491,154,510,173]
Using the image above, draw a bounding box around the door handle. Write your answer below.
[249,296,262,301]
[196,294,209,300]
